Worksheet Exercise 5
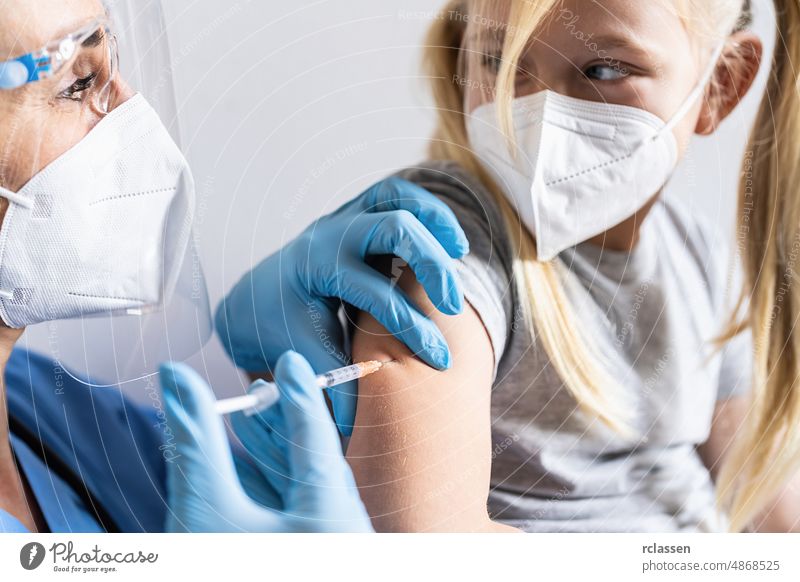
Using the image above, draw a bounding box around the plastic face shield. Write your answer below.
[1,6,211,387]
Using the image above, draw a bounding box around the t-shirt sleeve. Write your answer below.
[394,163,515,379]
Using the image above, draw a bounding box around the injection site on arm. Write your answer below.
[345,263,519,533]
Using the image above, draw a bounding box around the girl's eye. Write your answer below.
[584,64,629,81]
[58,73,98,101]
[482,52,503,75]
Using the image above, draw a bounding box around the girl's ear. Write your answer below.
[695,31,763,136]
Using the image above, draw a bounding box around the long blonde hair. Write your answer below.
[716,0,800,532]
[423,0,799,531]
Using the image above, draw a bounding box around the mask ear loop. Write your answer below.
[0,186,35,209]
[656,42,727,138]
[0,187,34,305]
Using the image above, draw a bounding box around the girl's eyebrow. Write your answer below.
[573,32,667,65]
[586,33,657,56]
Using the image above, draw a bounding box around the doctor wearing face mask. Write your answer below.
[0,0,466,533]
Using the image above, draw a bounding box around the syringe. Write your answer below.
[214,360,386,416]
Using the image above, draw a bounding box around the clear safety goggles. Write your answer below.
[0,19,119,114]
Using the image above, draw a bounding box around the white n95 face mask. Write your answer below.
[466,44,724,261]
[0,93,196,329]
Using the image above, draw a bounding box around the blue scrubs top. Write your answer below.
[0,349,169,533]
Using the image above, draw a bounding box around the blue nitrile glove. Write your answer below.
[216,177,469,435]
[160,353,373,533]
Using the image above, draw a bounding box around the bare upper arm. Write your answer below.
[346,261,509,532]
[698,396,800,532]
[697,397,749,481]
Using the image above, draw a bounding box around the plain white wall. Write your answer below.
[21,0,775,401]
[164,0,454,398]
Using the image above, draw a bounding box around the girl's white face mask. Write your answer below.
[466,45,724,261]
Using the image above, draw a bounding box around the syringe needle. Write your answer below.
[215,360,388,415]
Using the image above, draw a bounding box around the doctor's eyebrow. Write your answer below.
[82,28,105,48]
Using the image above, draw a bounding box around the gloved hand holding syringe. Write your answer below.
[215,360,389,416]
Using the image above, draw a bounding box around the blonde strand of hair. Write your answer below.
[718,0,800,532]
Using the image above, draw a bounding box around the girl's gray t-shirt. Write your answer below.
[395,161,752,533]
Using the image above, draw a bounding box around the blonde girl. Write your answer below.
[344,0,799,532]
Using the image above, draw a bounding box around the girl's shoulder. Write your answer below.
[653,197,731,268]
[651,197,737,308]
[393,161,504,223]
[394,161,516,376]
[393,160,512,261]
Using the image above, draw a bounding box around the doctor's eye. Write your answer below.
[584,64,629,81]
[58,73,99,102]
